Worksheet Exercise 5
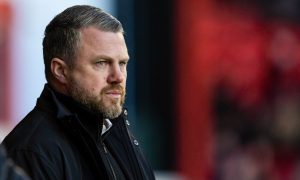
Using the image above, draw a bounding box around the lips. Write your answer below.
[106,91,121,96]
[106,90,121,94]
[104,89,123,99]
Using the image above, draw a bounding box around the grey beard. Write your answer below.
[68,79,125,119]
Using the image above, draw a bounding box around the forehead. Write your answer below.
[77,27,129,61]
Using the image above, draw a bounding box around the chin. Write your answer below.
[104,102,122,111]
[102,105,122,119]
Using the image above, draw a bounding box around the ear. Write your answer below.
[51,58,69,84]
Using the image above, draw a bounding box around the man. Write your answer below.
[2,5,155,180]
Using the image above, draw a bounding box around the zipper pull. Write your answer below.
[103,143,108,154]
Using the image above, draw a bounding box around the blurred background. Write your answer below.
[2,0,300,179]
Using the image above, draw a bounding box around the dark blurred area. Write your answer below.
[118,0,175,171]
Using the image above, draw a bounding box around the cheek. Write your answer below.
[93,77,108,90]
[83,77,106,92]
[91,73,107,83]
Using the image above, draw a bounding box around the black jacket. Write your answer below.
[0,146,30,180]
[2,84,155,180]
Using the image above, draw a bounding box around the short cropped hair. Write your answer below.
[42,5,124,82]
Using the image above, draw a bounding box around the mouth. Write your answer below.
[105,90,122,99]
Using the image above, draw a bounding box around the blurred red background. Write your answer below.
[177,0,300,179]
[0,2,11,123]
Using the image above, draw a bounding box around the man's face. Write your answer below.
[67,27,129,119]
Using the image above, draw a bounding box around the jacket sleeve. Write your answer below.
[7,149,60,180]
[0,147,30,180]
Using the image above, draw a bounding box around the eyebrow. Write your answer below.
[94,55,130,62]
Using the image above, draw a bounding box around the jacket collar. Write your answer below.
[36,84,69,118]
[36,84,127,140]
[36,84,102,118]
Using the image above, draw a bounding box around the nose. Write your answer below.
[107,63,125,84]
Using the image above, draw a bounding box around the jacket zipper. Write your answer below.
[98,120,117,180]
[102,142,117,180]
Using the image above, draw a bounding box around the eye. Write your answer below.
[119,61,128,67]
[95,60,108,66]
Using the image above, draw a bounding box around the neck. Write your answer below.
[49,80,69,96]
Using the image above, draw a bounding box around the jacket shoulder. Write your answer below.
[1,108,71,179]
[2,107,67,153]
